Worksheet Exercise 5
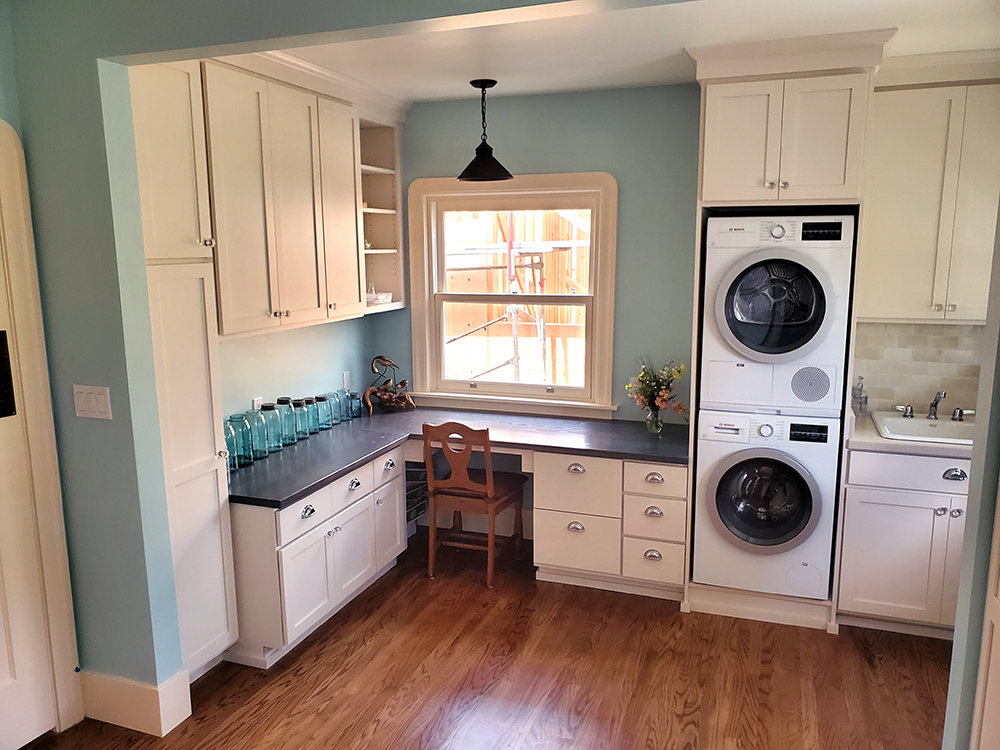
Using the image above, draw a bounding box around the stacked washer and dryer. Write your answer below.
[693,214,855,601]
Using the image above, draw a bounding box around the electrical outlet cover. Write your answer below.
[252,396,263,410]
[343,371,350,390]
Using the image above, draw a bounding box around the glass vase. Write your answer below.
[645,408,663,435]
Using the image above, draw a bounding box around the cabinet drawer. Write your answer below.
[848,451,972,495]
[622,537,684,586]
[330,462,376,516]
[622,495,686,543]
[533,453,622,517]
[533,509,621,575]
[623,462,686,498]
[276,485,334,547]
[374,446,403,488]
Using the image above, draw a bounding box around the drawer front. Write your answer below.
[623,462,687,498]
[533,509,621,575]
[277,485,334,547]
[622,494,686,543]
[622,537,684,586]
[848,451,972,495]
[330,461,376,516]
[374,446,403,488]
[533,452,622,517]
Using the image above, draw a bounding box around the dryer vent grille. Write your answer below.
[790,367,831,403]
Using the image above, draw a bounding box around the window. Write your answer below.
[408,173,617,415]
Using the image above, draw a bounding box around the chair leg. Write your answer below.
[514,498,524,561]
[452,510,463,533]
[428,496,437,580]
[487,505,497,588]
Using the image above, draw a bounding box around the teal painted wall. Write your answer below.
[0,0,19,132]
[390,85,701,420]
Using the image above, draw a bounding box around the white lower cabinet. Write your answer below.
[533,509,622,575]
[228,450,404,668]
[838,451,969,627]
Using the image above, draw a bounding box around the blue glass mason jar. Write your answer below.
[349,392,363,418]
[275,397,297,445]
[245,409,269,460]
[223,419,238,472]
[260,403,283,453]
[315,395,333,430]
[292,398,309,440]
[303,397,320,434]
[338,388,352,421]
[228,413,254,467]
[326,391,342,425]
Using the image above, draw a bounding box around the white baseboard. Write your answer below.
[536,566,684,602]
[836,612,955,640]
[80,668,191,736]
[686,582,834,631]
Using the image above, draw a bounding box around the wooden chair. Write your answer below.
[422,421,526,588]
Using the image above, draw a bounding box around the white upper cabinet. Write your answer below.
[856,84,1000,321]
[130,61,213,261]
[702,73,868,202]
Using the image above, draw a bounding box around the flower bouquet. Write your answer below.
[626,358,688,434]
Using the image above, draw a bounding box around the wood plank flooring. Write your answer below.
[26,534,952,750]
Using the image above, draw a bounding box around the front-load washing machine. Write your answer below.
[700,214,854,417]
[692,409,841,600]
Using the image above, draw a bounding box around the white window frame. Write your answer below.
[408,172,618,418]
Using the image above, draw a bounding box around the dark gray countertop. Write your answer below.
[228,407,689,509]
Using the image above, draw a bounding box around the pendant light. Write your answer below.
[457,79,513,181]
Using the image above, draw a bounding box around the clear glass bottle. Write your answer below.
[303,396,320,434]
[316,395,333,430]
[275,396,297,445]
[350,391,362,418]
[326,391,342,425]
[245,409,269,460]
[339,388,352,421]
[260,403,282,453]
[292,398,309,440]
[228,413,254,467]
[223,419,238,472]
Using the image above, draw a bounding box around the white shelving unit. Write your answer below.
[359,122,405,312]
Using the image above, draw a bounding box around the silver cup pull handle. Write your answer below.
[644,506,664,518]
[384,458,396,470]
[348,478,362,491]
[568,463,586,474]
[943,468,968,481]
[644,549,663,561]
[645,472,664,484]
[300,504,316,520]
[567,521,585,532]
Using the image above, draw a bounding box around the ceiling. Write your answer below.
[253,0,1000,106]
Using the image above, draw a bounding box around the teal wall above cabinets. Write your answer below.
[0,0,19,133]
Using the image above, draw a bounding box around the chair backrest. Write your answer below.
[422,421,495,499]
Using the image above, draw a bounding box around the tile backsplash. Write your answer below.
[853,322,984,414]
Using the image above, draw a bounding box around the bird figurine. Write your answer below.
[363,355,414,414]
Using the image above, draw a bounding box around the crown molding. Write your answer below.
[875,49,1000,87]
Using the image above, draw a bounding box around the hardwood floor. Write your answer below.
[27,533,952,750]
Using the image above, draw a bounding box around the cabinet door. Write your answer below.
[147,263,238,673]
[203,62,281,334]
[702,79,783,202]
[267,83,328,325]
[855,87,967,320]
[838,486,949,624]
[332,496,376,605]
[374,476,406,570]
[947,84,1000,321]
[779,73,868,201]
[941,501,968,627]
[130,61,213,261]
[319,98,366,320]
[278,520,335,644]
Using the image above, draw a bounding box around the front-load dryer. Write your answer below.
[692,409,841,600]
[700,215,854,417]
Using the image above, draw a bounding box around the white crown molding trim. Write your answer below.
[215,51,407,124]
[875,49,1000,87]
[687,28,897,82]
[81,669,191,737]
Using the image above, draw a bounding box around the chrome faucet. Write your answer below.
[928,390,947,420]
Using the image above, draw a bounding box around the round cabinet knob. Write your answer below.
[334,525,343,534]
[933,304,944,312]
[780,181,789,190]
[283,310,291,317]
[273,311,282,317]
[935,507,948,516]
[757,423,774,438]
[376,498,384,507]
[217,449,229,459]
[770,224,786,239]
[765,181,777,190]
[951,508,964,518]
[201,238,216,247]
[947,304,957,312]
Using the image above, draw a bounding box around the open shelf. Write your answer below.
[364,247,398,255]
[361,206,396,215]
[361,163,395,175]
[359,121,404,313]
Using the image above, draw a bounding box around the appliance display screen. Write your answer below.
[801,222,843,241]
[789,423,828,443]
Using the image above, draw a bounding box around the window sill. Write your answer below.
[410,391,618,420]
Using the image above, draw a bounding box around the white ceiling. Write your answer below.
[256,0,1000,106]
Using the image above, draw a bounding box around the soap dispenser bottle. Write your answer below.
[851,376,868,415]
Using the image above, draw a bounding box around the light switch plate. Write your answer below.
[73,385,113,420]
[343,371,350,390]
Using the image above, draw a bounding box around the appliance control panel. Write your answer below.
[706,215,854,249]
[700,411,833,445]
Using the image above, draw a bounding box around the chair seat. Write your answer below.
[434,469,527,503]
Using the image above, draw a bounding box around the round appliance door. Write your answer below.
[706,447,822,554]
[714,248,834,364]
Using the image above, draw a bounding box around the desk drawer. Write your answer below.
[622,495,686,543]
[277,486,333,547]
[374,446,403,488]
[533,452,622,517]
[848,451,972,495]
[331,462,376,516]
[623,462,687,498]
[622,537,684,586]
[533,509,621,575]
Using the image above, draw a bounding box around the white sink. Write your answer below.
[870,411,975,445]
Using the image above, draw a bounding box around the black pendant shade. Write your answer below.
[458,79,513,181]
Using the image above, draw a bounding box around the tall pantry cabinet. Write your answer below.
[130,61,238,678]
